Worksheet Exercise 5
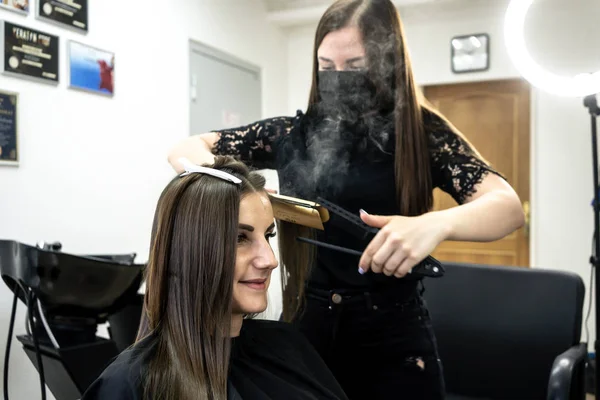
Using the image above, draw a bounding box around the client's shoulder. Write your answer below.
[101,344,146,379]
[81,336,153,400]
[243,318,299,332]
[241,319,306,343]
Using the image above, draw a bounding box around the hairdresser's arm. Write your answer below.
[167,132,218,173]
[168,115,299,173]
[359,173,525,277]
[439,173,525,241]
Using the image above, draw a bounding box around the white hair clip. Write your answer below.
[178,157,242,185]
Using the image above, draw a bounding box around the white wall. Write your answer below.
[286,0,599,350]
[0,0,288,398]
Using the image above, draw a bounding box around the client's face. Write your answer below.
[232,192,278,315]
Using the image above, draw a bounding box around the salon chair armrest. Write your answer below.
[546,343,588,400]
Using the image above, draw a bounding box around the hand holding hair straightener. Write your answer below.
[270,194,444,279]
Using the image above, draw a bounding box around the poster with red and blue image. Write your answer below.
[0,0,29,15]
[68,40,114,96]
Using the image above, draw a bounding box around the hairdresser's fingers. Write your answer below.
[359,230,386,274]
[375,230,408,275]
[396,254,421,278]
[394,268,409,278]
[371,239,398,275]
[360,211,393,229]
[383,247,408,277]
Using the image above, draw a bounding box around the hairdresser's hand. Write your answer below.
[358,210,450,278]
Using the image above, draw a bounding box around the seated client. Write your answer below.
[82,156,348,400]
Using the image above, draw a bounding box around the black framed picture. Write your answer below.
[451,33,490,73]
[0,89,18,166]
[0,20,59,84]
[36,0,88,33]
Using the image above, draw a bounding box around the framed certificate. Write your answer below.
[0,0,29,15]
[68,40,114,96]
[0,90,18,166]
[0,20,59,84]
[36,0,88,33]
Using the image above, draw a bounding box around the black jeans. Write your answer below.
[292,284,446,400]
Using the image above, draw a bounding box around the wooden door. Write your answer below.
[423,79,531,267]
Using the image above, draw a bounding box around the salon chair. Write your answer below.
[423,261,587,400]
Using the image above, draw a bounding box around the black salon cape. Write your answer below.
[81,319,348,400]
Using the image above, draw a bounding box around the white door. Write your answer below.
[189,40,262,134]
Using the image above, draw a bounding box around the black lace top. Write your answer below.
[212,108,502,289]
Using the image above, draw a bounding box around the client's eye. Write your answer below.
[237,233,249,244]
[266,232,277,241]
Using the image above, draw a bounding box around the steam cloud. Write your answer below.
[279,71,395,200]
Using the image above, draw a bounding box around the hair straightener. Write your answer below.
[295,197,445,279]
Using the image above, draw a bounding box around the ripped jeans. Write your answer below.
[292,284,446,400]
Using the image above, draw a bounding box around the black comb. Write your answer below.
[317,197,378,241]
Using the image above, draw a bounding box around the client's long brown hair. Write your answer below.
[136,156,266,400]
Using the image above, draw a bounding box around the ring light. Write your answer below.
[504,0,600,97]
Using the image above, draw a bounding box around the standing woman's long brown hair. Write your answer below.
[279,0,482,321]
[280,0,426,322]
[308,0,431,217]
[136,156,266,400]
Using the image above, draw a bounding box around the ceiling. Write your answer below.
[263,0,335,11]
[263,0,465,26]
[263,0,456,12]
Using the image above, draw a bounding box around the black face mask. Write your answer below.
[278,72,394,199]
[305,70,394,162]
[317,71,378,116]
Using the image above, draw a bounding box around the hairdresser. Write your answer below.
[167,1,524,398]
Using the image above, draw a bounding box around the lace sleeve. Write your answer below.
[427,110,505,204]
[211,111,303,170]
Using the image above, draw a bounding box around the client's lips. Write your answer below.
[239,278,267,290]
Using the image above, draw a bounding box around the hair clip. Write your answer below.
[177,157,242,185]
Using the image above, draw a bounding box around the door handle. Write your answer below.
[523,201,530,236]
[190,74,197,102]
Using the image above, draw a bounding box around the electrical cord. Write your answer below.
[27,290,47,400]
[37,300,59,349]
[4,281,48,400]
[25,307,31,337]
[3,286,18,400]
[585,229,596,346]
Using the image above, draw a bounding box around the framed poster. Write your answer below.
[0,21,59,84]
[0,90,18,166]
[68,40,114,96]
[0,0,29,15]
[36,0,88,33]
